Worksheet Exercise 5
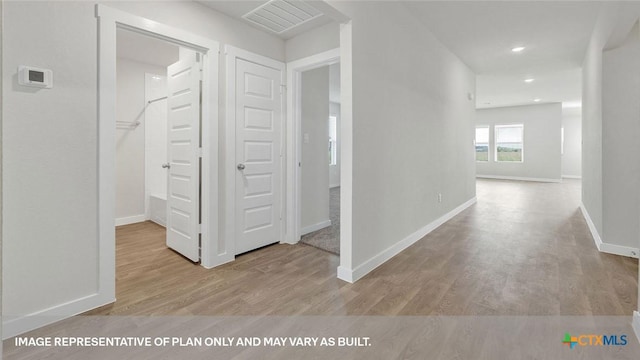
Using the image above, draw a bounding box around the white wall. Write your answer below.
[301,66,330,233]
[285,21,340,62]
[582,3,640,258]
[328,2,476,274]
[115,58,166,224]
[329,101,341,188]
[602,32,640,252]
[581,4,640,318]
[105,1,285,62]
[581,5,615,239]
[3,1,99,327]
[476,103,562,182]
[2,0,285,338]
[329,62,341,103]
[561,107,582,178]
[580,3,639,243]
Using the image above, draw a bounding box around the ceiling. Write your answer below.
[403,1,605,109]
[197,1,606,109]
[117,28,179,67]
[197,0,335,39]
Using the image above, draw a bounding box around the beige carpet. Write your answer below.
[300,187,340,255]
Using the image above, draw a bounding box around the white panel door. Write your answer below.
[166,48,201,262]
[235,58,282,254]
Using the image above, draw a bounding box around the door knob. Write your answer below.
[162,163,170,169]
[237,163,245,170]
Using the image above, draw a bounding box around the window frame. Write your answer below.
[475,125,490,162]
[328,115,338,166]
[494,124,524,163]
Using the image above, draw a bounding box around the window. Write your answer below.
[495,124,524,162]
[475,126,489,162]
[329,116,337,165]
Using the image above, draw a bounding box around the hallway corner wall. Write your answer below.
[328,1,476,280]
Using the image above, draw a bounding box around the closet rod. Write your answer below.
[148,96,168,104]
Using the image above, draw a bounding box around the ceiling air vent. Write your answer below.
[243,0,322,34]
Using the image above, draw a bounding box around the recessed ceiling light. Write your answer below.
[533,98,541,102]
[524,78,535,83]
[511,46,525,52]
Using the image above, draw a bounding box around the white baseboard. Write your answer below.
[579,202,602,248]
[562,175,582,179]
[301,219,332,236]
[476,175,562,183]
[580,203,639,258]
[338,196,477,283]
[633,311,640,345]
[2,292,115,340]
[149,218,166,227]
[336,265,353,283]
[115,214,147,226]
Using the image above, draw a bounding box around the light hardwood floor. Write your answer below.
[87,179,638,317]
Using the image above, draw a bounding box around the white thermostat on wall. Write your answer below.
[18,66,53,89]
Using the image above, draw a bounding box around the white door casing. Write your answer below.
[283,48,340,244]
[231,51,284,255]
[166,48,201,262]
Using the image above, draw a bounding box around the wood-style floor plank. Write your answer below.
[86,179,638,317]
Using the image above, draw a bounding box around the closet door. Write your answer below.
[234,56,283,255]
[165,48,201,262]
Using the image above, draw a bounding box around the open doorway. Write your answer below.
[97,6,225,312]
[115,28,177,229]
[298,63,341,255]
[115,27,207,263]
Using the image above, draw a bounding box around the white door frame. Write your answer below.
[225,45,286,255]
[284,48,340,245]
[284,23,355,283]
[96,5,222,305]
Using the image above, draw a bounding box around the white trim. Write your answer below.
[580,203,639,259]
[150,218,166,228]
[301,220,332,236]
[224,45,285,258]
[562,175,582,179]
[476,175,562,183]
[580,202,602,249]
[338,197,477,283]
[599,242,639,258]
[3,293,113,339]
[115,214,147,226]
[338,22,353,274]
[285,48,341,245]
[633,311,640,345]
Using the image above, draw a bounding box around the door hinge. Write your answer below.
[197,224,202,234]
[197,147,203,157]
[280,84,286,94]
